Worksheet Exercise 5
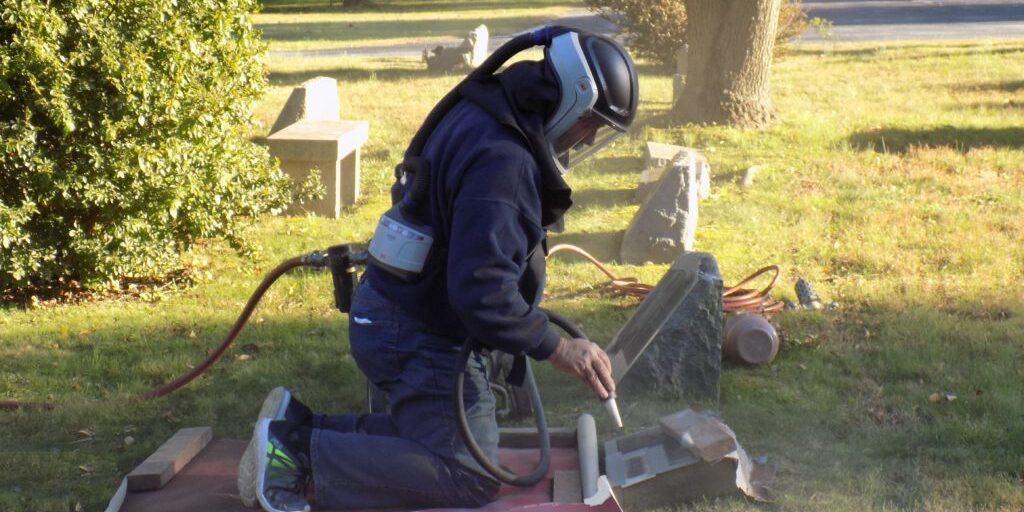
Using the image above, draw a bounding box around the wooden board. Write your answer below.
[553,470,583,503]
[127,426,213,491]
[499,427,577,449]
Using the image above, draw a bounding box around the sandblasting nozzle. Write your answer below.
[603,393,623,429]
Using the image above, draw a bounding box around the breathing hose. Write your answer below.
[453,307,586,487]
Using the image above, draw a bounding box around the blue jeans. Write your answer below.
[307,278,501,510]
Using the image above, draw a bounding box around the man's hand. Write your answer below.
[547,337,616,400]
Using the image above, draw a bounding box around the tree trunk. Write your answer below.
[673,0,782,128]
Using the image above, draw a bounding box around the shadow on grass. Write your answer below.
[962,101,1024,112]
[261,0,567,14]
[570,187,635,208]
[955,79,1024,93]
[268,65,429,86]
[849,126,1024,153]
[258,11,562,45]
[587,156,642,176]
[548,230,623,263]
[787,45,1024,64]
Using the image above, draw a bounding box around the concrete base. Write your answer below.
[266,120,368,218]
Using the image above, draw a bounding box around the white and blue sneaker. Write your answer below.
[256,418,311,512]
[238,387,292,508]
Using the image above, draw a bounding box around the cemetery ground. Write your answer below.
[3,20,1024,512]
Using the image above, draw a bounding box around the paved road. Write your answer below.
[800,0,1024,41]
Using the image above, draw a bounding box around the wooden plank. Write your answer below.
[553,470,583,503]
[499,427,576,449]
[127,427,213,491]
[605,252,702,382]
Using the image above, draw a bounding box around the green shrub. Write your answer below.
[585,0,809,68]
[0,0,290,293]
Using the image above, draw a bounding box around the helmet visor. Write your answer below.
[551,111,625,170]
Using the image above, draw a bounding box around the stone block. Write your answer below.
[659,409,737,461]
[269,77,340,135]
[266,120,369,217]
[623,153,700,264]
[619,253,723,400]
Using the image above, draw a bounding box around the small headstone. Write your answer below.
[638,144,710,204]
[619,253,723,400]
[676,44,689,76]
[643,141,684,171]
[672,73,686,104]
[623,153,700,264]
[269,77,340,135]
[741,165,760,188]
[424,24,489,72]
[467,24,489,67]
[696,154,711,199]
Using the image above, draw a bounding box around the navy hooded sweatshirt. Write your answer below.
[362,60,569,360]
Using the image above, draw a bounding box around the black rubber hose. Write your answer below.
[452,307,586,487]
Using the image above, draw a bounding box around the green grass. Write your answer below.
[254,0,580,51]
[4,30,1024,512]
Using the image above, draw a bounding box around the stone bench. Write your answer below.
[266,119,368,218]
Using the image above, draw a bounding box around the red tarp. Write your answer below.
[118,439,621,512]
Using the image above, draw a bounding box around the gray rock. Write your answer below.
[623,152,700,264]
[620,253,723,400]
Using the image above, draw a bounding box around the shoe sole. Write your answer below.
[255,417,311,512]
[238,387,291,508]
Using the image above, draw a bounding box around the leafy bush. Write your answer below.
[585,0,809,68]
[0,0,290,293]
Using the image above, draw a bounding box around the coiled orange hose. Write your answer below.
[546,243,783,315]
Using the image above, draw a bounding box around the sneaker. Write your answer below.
[256,418,312,512]
[238,387,293,508]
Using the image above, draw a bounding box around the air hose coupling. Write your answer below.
[301,250,330,267]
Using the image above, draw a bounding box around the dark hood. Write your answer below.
[458,60,572,227]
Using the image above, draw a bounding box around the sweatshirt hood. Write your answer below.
[458,60,573,227]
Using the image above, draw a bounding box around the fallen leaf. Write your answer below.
[929,392,942,403]
[236,354,252,361]
[975,388,984,396]
[77,464,94,475]
[124,436,135,446]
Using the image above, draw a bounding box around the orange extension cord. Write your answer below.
[547,244,784,315]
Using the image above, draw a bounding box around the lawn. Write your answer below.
[2,5,1024,512]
